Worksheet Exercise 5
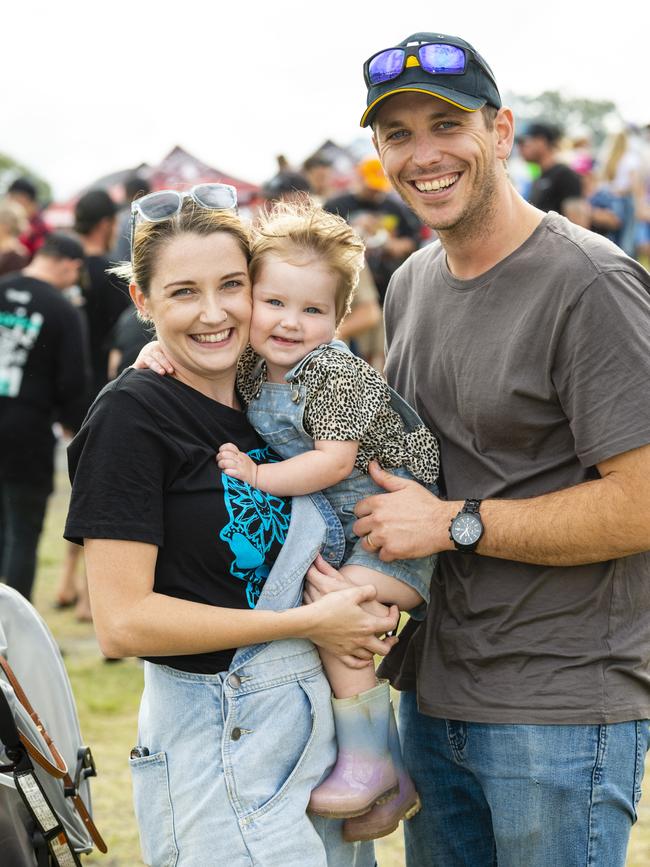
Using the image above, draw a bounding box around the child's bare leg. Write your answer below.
[320,564,423,699]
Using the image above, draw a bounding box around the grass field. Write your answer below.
[24,456,650,866]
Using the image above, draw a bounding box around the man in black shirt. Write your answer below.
[0,233,88,599]
[519,122,583,216]
[74,190,131,394]
[325,156,422,303]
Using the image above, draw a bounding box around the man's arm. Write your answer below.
[353,444,650,566]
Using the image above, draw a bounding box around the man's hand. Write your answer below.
[353,461,458,560]
[132,340,175,376]
[217,443,258,487]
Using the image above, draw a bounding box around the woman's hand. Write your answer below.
[132,340,175,376]
[300,556,399,667]
[217,443,258,487]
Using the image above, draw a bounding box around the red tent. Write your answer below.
[148,146,260,205]
[44,146,260,227]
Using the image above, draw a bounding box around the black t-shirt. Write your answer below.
[80,256,131,393]
[324,192,421,301]
[0,274,88,489]
[110,306,153,374]
[64,369,292,673]
[528,163,583,214]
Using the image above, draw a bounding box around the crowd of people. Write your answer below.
[1,28,650,866]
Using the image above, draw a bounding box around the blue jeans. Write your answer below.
[399,691,650,867]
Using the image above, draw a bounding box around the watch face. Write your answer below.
[451,514,482,546]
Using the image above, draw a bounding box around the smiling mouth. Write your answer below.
[271,335,301,345]
[413,173,460,193]
[190,329,232,344]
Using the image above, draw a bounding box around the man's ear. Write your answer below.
[495,107,515,161]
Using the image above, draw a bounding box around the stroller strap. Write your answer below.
[1,655,107,854]
[0,685,82,866]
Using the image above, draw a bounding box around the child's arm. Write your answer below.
[217,440,359,496]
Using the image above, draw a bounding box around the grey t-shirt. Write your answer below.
[383,212,650,724]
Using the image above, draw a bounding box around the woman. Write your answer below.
[63,186,397,867]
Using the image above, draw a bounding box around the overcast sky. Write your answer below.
[2,0,648,200]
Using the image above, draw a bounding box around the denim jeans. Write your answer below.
[399,690,650,867]
[0,480,50,600]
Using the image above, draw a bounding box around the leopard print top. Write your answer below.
[237,344,440,485]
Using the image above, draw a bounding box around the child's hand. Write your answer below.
[217,443,258,487]
[132,341,175,376]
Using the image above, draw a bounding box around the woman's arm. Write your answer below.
[217,440,358,496]
[85,538,398,662]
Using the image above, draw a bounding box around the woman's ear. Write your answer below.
[129,283,152,322]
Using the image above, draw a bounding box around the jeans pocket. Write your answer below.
[130,751,178,867]
[231,673,332,819]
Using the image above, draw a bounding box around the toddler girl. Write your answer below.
[219,200,440,837]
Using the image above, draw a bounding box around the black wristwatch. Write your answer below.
[449,499,484,553]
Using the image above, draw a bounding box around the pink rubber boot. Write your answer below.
[308,680,399,819]
[342,700,421,841]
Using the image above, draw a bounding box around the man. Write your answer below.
[6,177,50,260]
[325,155,421,304]
[74,189,130,393]
[349,31,650,866]
[0,233,88,600]
[519,121,584,215]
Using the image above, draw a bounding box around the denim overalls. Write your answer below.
[247,340,438,607]
[129,494,374,867]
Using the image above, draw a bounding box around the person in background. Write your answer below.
[597,130,640,256]
[107,305,152,380]
[0,200,29,277]
[262,170,312,205]
[325,156,421,305]
[74,189,130,394]
[0,233,88,601]
[518,122,583,217]
[6,177,50,260]
[302,155,336,202]
[110,174,151,262]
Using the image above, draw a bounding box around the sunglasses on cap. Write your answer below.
[364,41,497,89]
[129,183,238,257]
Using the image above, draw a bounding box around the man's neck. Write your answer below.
[22,262,58,288]
[440,185,544,280]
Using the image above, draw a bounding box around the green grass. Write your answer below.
[24,456,650,865]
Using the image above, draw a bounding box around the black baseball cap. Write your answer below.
[361,32,501,128]
[520,122,562,145]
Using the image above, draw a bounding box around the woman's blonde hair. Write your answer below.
[249,196,365,325]
[112,198,251,294]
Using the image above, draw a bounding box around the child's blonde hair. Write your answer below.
[249,196,365,325]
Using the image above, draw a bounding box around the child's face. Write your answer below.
[250,253,338,377]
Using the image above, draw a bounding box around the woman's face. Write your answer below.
[132,231,252,399]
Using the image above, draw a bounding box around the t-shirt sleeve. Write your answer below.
[305,353,384,442]
[64,387,175,545]
[552,269,650,466]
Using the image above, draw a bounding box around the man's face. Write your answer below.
[518,135,546,164]
[53,258,83,289]
[373,92,504,233]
